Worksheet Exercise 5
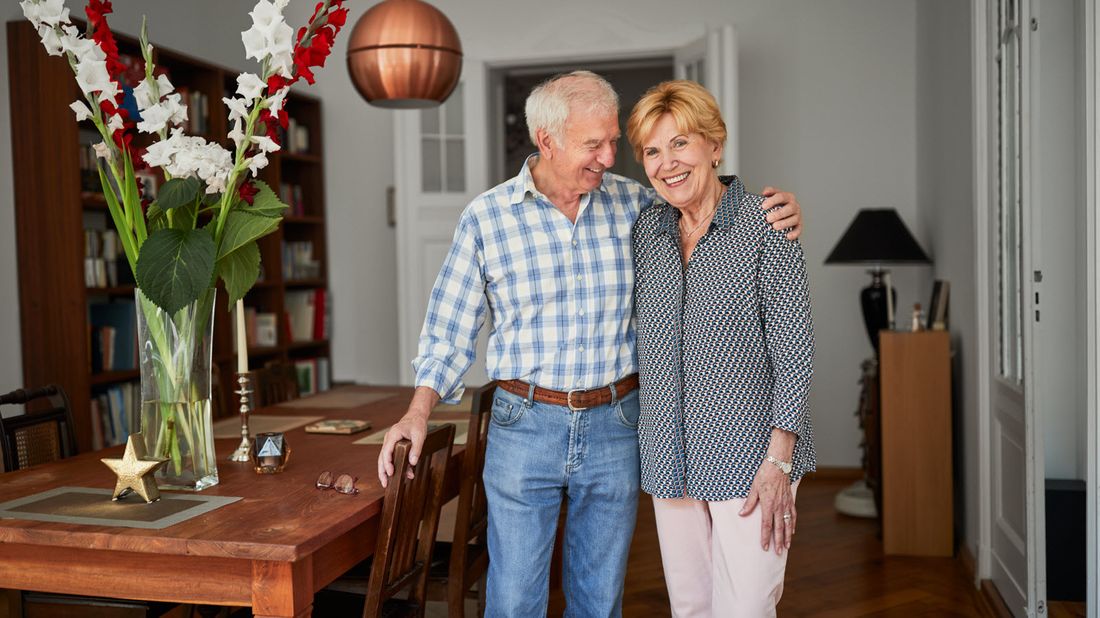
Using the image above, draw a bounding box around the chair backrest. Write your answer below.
[449,383,494,587]
[254,361,300,408]
[0,385,77,472]
[364,423,456,618]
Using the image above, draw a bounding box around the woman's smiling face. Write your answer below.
[640,113,722,211]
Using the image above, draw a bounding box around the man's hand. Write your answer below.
[761,187,803,241]
[377,386,440,488]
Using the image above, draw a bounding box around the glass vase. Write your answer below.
[135,288,219,491]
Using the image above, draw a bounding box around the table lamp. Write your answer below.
[824,209,930,350]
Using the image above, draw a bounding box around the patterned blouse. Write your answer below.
[632,176,816,501]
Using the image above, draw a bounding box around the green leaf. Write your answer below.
[216,240,261,308]
[145,201,168,232]
[217,209,282,261]
[157,177,203,210]
[241,180,289,219]
[135,228,216,315]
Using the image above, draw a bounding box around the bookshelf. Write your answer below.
[7,20,333,452]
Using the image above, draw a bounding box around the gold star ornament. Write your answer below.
[100,433,169,503]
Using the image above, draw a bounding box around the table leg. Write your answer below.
[251,557,313,618]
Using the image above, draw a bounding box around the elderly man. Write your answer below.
[377,71,803,617]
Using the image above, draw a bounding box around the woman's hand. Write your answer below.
[740,461,796,555]
[740,428,798,555]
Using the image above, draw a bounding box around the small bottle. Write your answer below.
[911,303,925,332]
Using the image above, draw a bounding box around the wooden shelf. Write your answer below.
[90,370,140,386]
[280,152,321,164]
[283,215,325,225]
[86,285,136,297]
[9,20,332,453]
[287,339,329,351]
[285,278,326,288]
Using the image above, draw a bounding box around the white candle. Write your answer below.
[236,299,249,374]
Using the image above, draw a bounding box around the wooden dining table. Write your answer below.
[0,385,465,618]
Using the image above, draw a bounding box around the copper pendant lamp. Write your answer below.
[346,0,463,109]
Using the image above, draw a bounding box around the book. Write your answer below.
[304,419,372,435]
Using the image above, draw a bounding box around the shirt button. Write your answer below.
[572,240,578,247]
[576,275,583,282]
[578,345,585,352]
[578,309,585,316]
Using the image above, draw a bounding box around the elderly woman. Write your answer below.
[626,80,816,617]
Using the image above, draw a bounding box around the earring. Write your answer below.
[712,160,720,169]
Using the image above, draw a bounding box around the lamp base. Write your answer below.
[860,269,896,351]
[834,479,878,518]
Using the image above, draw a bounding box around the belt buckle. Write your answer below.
[566,389,588,412]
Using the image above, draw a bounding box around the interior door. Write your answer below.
[987,0,1046,614]
[394,60,490,386]
[674,25,739,176]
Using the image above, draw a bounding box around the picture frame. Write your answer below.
[928,280,950,330]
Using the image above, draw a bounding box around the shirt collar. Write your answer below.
[656,175,745,236]
[509,154,606,209]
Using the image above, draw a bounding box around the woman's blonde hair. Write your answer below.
[626,80,727,162]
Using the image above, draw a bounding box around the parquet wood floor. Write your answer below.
[550,477,992,617]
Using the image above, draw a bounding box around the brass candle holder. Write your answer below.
[229,373,253,463]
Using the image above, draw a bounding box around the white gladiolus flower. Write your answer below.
[266,86,289,115]
[247,152,269,176]
[222,96,251,124]
[133,80,157,110]
[69,100,93,122]
[143,130,234,195]
[156,74,175,96]
[241,0,295,77]
[227,118,247,151]
[250,135,281,154]
[21,0,69,30]
[136,103,172,134]
[37,24,64,56]
[236,73,267,100]
[74,58,115,99]
[163,93,188,126]
[106,114,124,132]
[92,141,113,162]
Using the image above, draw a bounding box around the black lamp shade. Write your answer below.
[825,209,930,265]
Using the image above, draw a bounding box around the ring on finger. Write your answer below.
[782,512,792,521]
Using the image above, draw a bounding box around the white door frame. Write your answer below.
[973,0,994,586]
[1087,0,1099,612]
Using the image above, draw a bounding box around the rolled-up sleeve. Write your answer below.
[412,211,487,403]
[758,220,815,438]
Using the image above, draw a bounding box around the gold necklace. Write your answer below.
[679,183,725,239]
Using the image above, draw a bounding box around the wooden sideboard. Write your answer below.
[879,330,953,557]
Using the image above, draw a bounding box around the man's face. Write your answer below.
[546,109,620,195]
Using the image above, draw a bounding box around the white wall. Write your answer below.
[0,1,927,468]
[916,1,976,553]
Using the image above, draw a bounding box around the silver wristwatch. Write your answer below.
[765,454,792,475]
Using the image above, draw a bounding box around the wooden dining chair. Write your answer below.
[253,361,300,407]
[425,382,494,617]
[316,423,456,618]
[0,384,77,472]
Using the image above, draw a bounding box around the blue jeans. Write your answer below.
[482,386,641,618]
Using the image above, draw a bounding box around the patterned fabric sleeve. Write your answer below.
[412,209,488,404]
[758,214,815,438]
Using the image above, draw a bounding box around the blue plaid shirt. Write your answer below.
[414,156,655,403]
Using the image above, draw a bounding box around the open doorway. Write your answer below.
[488,58,675,186]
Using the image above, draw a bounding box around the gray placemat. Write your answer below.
[354,420,469,446]
[275,390,400,409]
[212,414,323,439]
[0,486,241,530]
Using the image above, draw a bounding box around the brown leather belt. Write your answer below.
[496,374,639,411]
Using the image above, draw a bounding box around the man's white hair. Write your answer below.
[525,70,619,146]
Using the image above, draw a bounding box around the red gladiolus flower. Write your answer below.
[238,181,259,205]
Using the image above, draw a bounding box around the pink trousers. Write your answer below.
[652,482,800,618]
